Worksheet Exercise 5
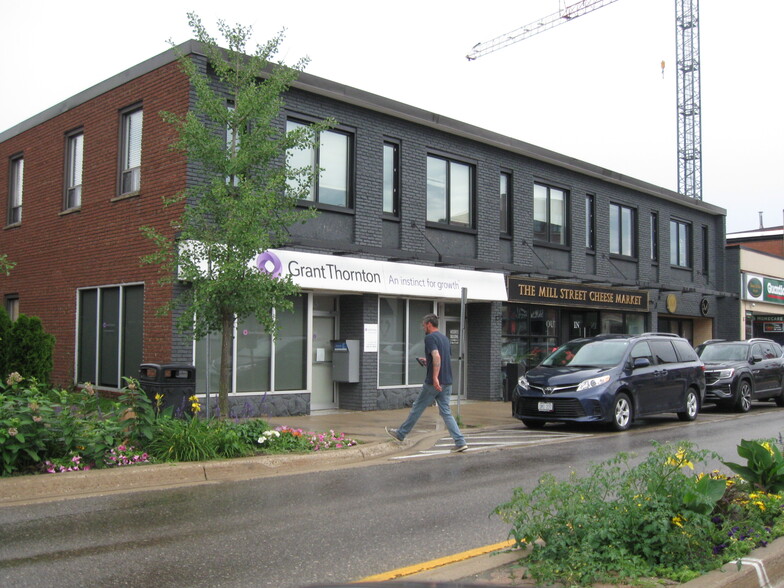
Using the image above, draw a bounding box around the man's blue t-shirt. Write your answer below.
[424,329,452,386]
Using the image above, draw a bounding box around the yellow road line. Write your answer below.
[355,538,518,583]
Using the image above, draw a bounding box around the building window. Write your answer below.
[609,203,635,257]
[77,285,144,389]
[383,141,399,216]
[585,194,595,250]
[533,183,567,245]
[670,219,691,267]
[195,295,307,395]
[226,101,240,187]
[500,171,512,236]
[286,119,352,208]
[7,155,23,225]
[4,295,19,321]
[501,304,558,367]
[426,155,474,227]
[378,298,435,387]
[702,225,709,277]
[119,107,143,195]
[650,212,659,262]
[65,131,84,210]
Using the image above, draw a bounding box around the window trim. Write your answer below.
[500,170,513,237]
[286,116,355,210]
[670,218,692,268]
[7,153,23,226]
[650,212,659,263]
[585,194,595,250]
[64,129,84,211]
[426,152,476,229]
[609,202,636,258]
[533,182,569,246]
[383,139,400,218]
[4,294,19,322]
[118,104,143,197]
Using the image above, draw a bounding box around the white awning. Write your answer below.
[255,249,507,301]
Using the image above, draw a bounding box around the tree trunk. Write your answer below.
[218,310,234,418]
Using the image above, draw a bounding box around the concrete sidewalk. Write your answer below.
[0,400,518,507]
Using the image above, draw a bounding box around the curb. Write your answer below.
[0,441,399,506]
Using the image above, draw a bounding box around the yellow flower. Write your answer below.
[666,448,694,470]
[762,441,774,455]
[672,515,685,528]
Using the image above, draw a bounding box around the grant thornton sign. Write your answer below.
[508,277,648,312]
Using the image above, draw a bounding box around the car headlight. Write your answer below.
[576,374,611,391]
[517,375,529,388]
[712,368,735,379]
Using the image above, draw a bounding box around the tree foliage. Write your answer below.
[6,314,55,383]
[142,14,333,416]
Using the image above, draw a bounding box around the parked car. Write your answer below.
[511,333,705,431]
[695,338,784,412]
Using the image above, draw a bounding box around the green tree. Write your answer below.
[7,314,55,383]
[142,14,333,417]
[0,254,14,276]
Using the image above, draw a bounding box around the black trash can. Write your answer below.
[503,362,526,402]
[139,363,197,418]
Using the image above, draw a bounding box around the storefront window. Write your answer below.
[379,298,434,386]
[602,312,646,335]
[502,305,558,368]
[194,295,306,394]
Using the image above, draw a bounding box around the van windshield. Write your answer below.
[542,339,629,369]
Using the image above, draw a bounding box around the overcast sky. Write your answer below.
[2,0,781,233]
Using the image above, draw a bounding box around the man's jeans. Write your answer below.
[397,383,466,447]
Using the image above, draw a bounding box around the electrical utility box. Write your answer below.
[332,339,359,382]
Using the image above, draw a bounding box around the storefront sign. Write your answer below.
[255,249,508,301]
[508,277,648,311]
[743,273,784,306]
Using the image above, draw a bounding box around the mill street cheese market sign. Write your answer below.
[508,277,648,312]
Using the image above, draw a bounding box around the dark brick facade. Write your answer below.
[1,41,734,414]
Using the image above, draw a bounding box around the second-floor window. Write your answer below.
[670,219,691,267]
[609,203,635,257]
[702,225,709,277]
[533,183,567,245]
[8,155,23,225]
[120,107,143,195]
[383,141,399,216]
[287,119,352,208]
[585,194,595,250]
[500,171,512,235]
[427,155,474,227]
[65,131,84,210]
[651,212,659,262]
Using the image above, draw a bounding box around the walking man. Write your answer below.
[386,313,468,452]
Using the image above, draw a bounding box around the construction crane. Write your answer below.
[466,0,703,201]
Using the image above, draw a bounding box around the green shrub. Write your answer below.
[0,306,12,379]
[7,314,55,383]
[494,442,747,586]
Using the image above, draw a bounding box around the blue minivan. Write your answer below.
[512,333,706,431]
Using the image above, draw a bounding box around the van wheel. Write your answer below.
[733,380,752,413]
[678,389,700,421]
[610,393,632,431]
[522,419,547,429]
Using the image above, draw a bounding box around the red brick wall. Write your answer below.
[0,61,189,385]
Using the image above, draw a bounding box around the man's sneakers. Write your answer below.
[451,444,469,453]
[385,426,403,442]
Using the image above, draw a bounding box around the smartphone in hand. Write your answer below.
[416,357,426,366]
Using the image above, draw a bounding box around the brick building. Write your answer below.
[1,41,735,416]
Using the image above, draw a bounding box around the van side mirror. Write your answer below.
[633,358,651,369]
[751,352,763,364]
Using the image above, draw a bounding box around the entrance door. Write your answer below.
[567,311,600,341]
[443,317,466,400]
[311,298,338,410]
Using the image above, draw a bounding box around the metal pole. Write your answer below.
[457,287,467,418]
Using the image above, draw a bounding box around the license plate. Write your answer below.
[538,401,554,412]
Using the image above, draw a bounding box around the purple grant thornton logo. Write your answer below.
[256,251,282,279]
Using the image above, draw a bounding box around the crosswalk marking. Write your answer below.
[391,428,592,460]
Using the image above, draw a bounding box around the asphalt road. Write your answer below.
[0,405,780,587]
